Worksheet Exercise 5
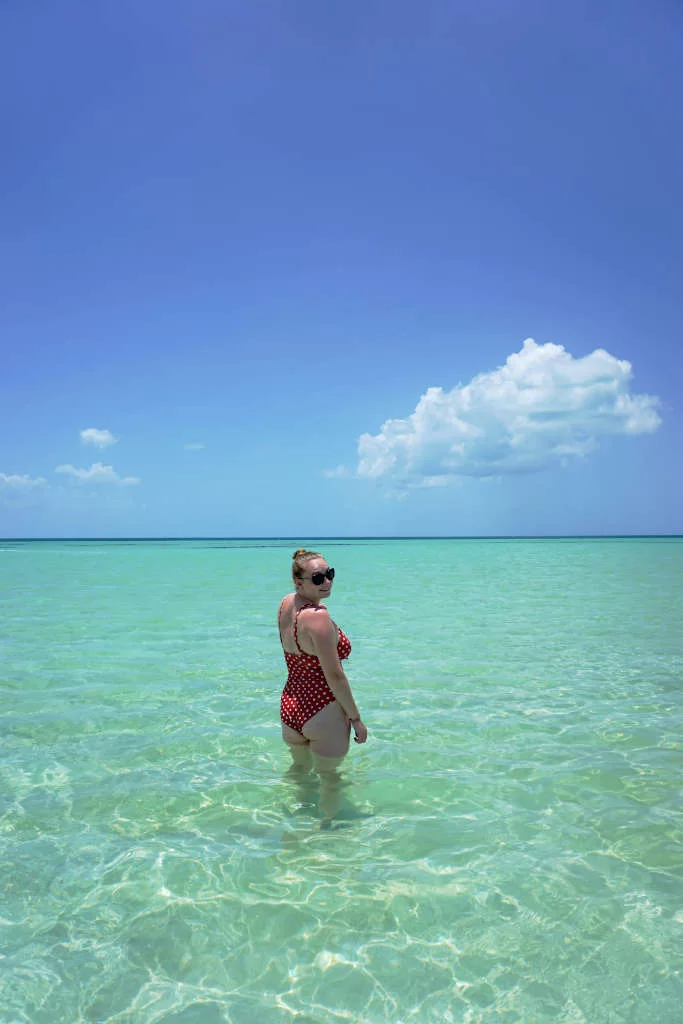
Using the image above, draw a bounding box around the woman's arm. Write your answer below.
[303,610,366,740]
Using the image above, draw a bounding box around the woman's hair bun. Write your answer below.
[292,547,322,578]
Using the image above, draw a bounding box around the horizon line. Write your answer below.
[1,534,682,542]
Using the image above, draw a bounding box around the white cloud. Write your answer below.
[0,473,47,488]
[357,338,662,485]
[323,464,349,478]
[55,463,140,486]
[183,443,205,450]
[0,473,47,507]
[81,428,117,448]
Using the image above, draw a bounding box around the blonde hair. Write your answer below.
[292,548,323,580]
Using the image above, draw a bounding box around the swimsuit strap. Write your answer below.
[277,597,288,648]
[293,603,314,655]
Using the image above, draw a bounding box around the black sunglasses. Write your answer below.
[306,568,335,585]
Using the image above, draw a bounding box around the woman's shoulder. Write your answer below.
[278,593,297,619]
[298,603,332,629]
[298,601,329,616]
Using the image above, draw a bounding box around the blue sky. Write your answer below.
[1,0,681,537]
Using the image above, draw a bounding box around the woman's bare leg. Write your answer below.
[312,753,346,820]
[282,723,313,770]
[302,703,351,820]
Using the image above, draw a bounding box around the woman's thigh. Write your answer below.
[282,723,313,768]
[282,723,308,747]
[302,700,350,759]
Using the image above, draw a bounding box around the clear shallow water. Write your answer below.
[1,537,681,1024]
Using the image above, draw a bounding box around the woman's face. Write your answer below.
[296,557,334,601]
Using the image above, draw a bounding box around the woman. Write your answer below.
[278,548,367,777]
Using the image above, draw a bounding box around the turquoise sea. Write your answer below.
[1,537,682,1024]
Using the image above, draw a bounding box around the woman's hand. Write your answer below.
[350,718,368,744]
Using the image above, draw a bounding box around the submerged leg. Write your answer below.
[294,703,352,822]
[282,723,313,771]
[311,753,346,821]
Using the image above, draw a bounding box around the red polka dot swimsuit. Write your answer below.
[279,600,352,735]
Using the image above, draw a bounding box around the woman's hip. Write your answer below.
[302,700,350,743]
